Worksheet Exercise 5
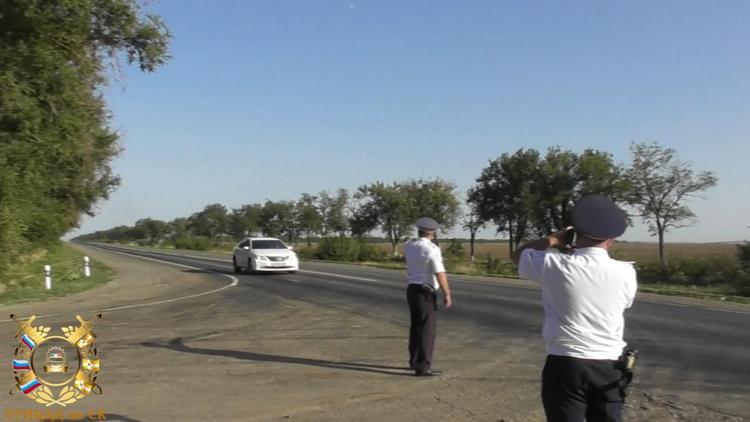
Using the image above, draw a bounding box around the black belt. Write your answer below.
[408,283,436,293]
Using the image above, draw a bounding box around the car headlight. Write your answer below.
[255,255,269,261]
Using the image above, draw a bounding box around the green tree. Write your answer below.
[133,218,167,245]
[469,149,540,255]
[470,147,630,256]
[353,179,459,255]
[319,189,350,237]
[229,204,262,238]
[317,191,332,236]
[576,149,631,200]
[260,201,295,241]
[737,242,750,272]
[529,147,579,235]
[349,205,379,238]
[353,182,410,255]
[462,196,485,261]
[188,204,230,238]
[166,217,189,241]
[626,142,718,269]
[0,1,170,269]
[402,179,461,230]
[531,148,630,236]
[295,193,322,246]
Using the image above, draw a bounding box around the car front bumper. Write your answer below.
[253,260,299,272]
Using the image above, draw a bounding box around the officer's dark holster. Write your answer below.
[615,349,638,398]
[420,284,437,310]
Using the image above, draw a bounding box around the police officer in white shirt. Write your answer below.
[512,195,637,422]
[404,217,453,377]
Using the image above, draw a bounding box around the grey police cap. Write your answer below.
[415,217,439,232]
[572,195,627,240]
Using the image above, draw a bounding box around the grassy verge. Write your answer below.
[637,284,750,304]
[0,243,114,304]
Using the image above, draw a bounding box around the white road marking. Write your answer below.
[297,270,377,282]
[0,248,238,324]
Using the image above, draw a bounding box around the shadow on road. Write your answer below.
[141,337,414,377]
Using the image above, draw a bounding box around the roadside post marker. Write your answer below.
[44,265,52,290]
[84,256,91,277]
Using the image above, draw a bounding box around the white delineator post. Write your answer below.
[44,265,52,290]
[84,256,91,277]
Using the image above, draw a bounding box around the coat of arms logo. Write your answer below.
[10,314,102,406]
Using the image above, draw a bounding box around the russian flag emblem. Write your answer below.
[19,378,41,394]
[12,359,30,370]
[21,334,35,350]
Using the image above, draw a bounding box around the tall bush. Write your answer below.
[635,256,743,287]
[737,242,750,271]
[313,237,386,262]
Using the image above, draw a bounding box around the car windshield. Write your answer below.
[251,240,287,250]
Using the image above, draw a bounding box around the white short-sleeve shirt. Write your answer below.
[518,247,637,360]
[404,238,446,290]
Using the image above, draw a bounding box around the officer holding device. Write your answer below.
[512,195,637,422]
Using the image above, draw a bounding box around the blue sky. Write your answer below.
[72,0,750,242]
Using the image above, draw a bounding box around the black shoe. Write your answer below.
[415,368,442,377]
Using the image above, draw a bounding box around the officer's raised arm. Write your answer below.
[511,226,573,266]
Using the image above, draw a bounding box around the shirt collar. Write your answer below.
[573,247,610,257]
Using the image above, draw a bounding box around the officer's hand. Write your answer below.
[443,295,452,309]
[548,226,574,247]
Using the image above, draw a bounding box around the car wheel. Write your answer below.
[232,256,241,274]
[248,258,255,274]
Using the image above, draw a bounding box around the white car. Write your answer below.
[232,237,299,274]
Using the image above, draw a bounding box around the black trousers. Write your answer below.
[542,355,626,422]
[407,284,437,371]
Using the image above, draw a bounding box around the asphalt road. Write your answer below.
[89,243,750,418]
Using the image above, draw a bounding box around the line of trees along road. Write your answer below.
[0,1,170,276]
[77,142,720,271]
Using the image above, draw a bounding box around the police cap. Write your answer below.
[415,217,439,232]
[572,195,627,240]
